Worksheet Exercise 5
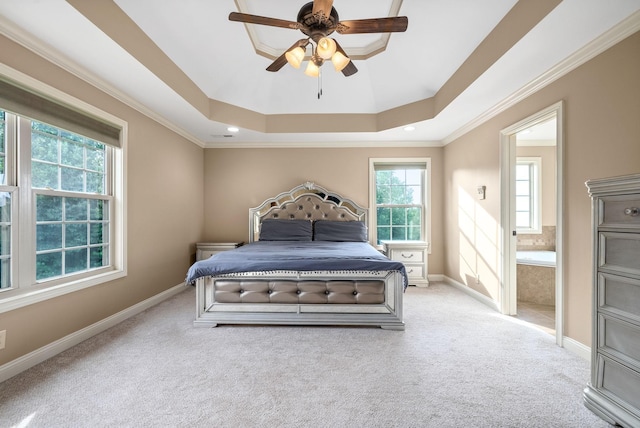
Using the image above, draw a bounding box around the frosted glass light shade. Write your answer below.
[304,60,320,77]
[285,47,305,68]
[316,37,337,60]
[331,52,350,72]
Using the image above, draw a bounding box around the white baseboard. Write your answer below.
[562,336,591,361]
[428,274,444,283]
[0,283,187,384]
[444,276,501,312]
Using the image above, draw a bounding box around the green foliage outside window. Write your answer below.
[375,168,424,244]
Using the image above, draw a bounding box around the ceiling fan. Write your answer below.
[229,0,408,78]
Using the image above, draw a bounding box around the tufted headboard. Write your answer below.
[249,182,368,242]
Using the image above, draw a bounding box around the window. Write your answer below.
[369,158,430,247]
[515,157,541,233]
[0,76,125,311]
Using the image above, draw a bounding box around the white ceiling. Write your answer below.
[0,0,639,147]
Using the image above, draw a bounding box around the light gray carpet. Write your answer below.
[0,283,611,428]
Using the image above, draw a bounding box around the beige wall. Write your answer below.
[203,147,444,274]
[0,35,204,365]
[444,31,640,346]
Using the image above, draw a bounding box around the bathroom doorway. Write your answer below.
[500,102,564,345]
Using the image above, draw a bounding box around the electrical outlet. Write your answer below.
[0,330,5,350]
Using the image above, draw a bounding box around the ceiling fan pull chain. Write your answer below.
[318,69,323,99]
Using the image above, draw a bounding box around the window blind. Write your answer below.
[0,77,121,147]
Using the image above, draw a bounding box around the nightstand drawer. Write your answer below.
[404,265,424,279]
[389,250,423,262]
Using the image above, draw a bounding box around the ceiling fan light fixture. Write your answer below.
[316,37,337,60]
[331,51,350,72]
[304,59,320,77]
[285,46,306,69]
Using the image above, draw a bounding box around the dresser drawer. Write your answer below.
[599,273,640,322]
[595,355,640,412]
[599,314,640,370]
[599,232,640,277]
[600,196,640,229]
[389,250,423,262]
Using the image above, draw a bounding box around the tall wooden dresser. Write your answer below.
[584,173,640,427]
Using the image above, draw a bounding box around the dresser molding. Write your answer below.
[584,173,640,427]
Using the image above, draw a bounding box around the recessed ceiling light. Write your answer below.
[404,126,415,132]
[227,126,239,133]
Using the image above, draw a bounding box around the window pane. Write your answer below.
[61,167,84,192]
[376,170,392,186]
[32,161,59,189]
[516,164,530,180]
[65,223,87,247]
[32,133,58,163]
[408,226,421,240]
[516,196,530,211]
[90,223,107,245]
[60,140,84,168]
[376,207,390,226]
[37,224,62,251]
[391,207,406,226]
[407,207,421,226]
[65,198,88,221]
[0,258,10,289]
[515,181,530,196]
[36,252,62,280]
[90,199,107,221]
[377,227,390,243]
[86,147,105,172]
[405,169,421,185]
[90,246,108,268]
[86,172,104,193]
[36,195,63,221]
[516,212,530,228]
[391,227,407,240]
[407,185,422,204]
[65,248,87,274]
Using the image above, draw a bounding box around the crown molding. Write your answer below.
[0,15,206,148]
[443,10,640,146]
[204,139,443,149]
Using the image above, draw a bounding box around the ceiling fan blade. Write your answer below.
[266,39,309,72]
[333,40,357,77]
[312,0,334,17]
[337,16,408,34]
[229,12,301,30]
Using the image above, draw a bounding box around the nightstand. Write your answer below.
[382,240,429,287]
[196,242,243,261]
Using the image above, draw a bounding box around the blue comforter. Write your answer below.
[186,241,408,289]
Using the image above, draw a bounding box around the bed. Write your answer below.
[186,182,407,330]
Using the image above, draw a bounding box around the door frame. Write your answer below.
[499,101,564,346]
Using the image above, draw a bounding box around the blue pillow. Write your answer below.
[259,219,312,241]
[314,221,368,242]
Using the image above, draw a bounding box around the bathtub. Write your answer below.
[516,250,556,267]
[517,250,556,305]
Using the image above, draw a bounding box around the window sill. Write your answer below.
[0,269,126,314]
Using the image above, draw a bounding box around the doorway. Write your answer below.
[500,102,564,346]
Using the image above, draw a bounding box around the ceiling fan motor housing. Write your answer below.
[297,1,339,42]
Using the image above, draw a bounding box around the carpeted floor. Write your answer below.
[0,283,611,428]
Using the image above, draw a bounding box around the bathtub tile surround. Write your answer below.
[516,226,556,251]
[517,264,555,306]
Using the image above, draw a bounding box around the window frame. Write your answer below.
[369,157,431,251]
[0,70,127,314]
[515,157,542,234]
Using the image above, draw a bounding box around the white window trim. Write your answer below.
[516,157,542,234]
[368,157,431,252]
[0,66,127,314]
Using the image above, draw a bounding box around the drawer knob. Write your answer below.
[624,207,639,217]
